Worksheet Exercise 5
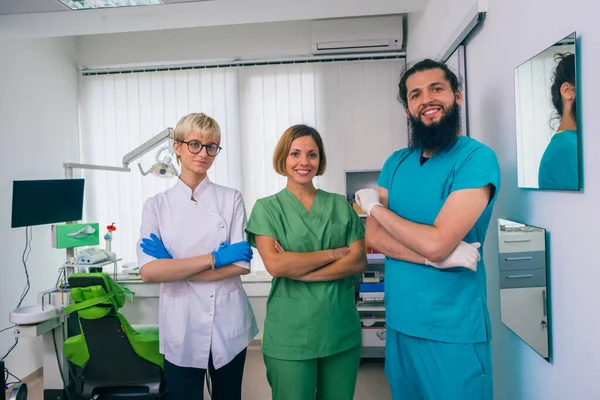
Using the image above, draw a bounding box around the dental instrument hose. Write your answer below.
[17,226,33,309]
[0,339,18,363]
[0,325,15,334]
[0,338,21,390]
[4,366,22,386]
[1,227,33,378]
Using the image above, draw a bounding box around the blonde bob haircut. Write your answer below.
[173,113,221,163]
[273,124,327,177]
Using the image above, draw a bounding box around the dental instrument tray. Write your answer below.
[9,304,58,325]
[62,258,122,269]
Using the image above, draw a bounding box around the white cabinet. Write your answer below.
[498,229,545,254]
[497,219,550,360]
[346,170,387,358]
[357,305,386,358]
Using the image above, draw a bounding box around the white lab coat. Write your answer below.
[136,177,259,369]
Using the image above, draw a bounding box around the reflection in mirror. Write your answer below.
[514,32,580,190]
[498,219,550,360]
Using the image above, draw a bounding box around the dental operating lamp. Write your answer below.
[125,128,178,179]
[64,127,176,179]
[122,128,174,168]
[62,127,177,263]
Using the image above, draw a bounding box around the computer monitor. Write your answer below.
[11,179,85,228]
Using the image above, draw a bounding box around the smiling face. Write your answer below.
[285,135,320,185]
[405,68,463,125]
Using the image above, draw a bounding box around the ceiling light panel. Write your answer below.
[59,0,164,10]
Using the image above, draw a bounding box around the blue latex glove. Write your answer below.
[140,233,172,260]
[212,241,253,268]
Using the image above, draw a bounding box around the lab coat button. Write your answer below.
[220,224,225,228]
[209,313,213,316]
[193,203,197,207]
[210,294,214,298]
[211,212,214,215]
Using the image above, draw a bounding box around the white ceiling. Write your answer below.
[0,0,210,15]
[0,0,67,14]
[0,0,426,38]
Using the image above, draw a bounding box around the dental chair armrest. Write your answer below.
[131,324,159,335]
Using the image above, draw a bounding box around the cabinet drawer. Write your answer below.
[499,268,546,289]
[499,251,546,271]
[498,231,545,253]
[362,327,386,347]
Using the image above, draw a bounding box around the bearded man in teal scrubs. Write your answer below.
[355,59,500,400]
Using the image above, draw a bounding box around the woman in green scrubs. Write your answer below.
[246,124,367,400]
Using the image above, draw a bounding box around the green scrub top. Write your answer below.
[246,188,364,360]
[538,130,579,190]
[378,136,500,344]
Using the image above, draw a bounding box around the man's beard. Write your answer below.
[408,102,461,153]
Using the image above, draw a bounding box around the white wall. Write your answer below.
[75,15,407,70]
[76,21,314,69]
[407,0,486,62]
[408,0,599,398]
[0,36,80,379]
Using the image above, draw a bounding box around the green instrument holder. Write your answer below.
[52,223,100,249]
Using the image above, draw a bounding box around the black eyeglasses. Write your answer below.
[178,140,222,157]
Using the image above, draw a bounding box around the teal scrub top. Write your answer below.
[245,189,364,360]
[538,130,579,191]
[378,136,500,344]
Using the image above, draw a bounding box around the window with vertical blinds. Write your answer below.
[77,58,406,276]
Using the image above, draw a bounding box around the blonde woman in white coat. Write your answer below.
[137,113,258,400]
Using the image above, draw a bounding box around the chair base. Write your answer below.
[83,381,166,400]
[43,389,68,400]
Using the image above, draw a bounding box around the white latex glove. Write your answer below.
[354,188,383,216]
[425,241,481,272]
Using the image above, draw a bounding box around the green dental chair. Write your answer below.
[63,273,166,399]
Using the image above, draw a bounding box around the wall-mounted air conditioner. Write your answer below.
[311,15,403,55]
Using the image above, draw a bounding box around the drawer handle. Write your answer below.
[504,239,531,243]
[504,257,533,261]
[506,274,533,279]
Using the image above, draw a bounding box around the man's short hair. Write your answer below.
[397,59,463,108]
[550,53,576,119]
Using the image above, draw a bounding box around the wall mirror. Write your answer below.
[497,218,550,360]
[514,32,580,190]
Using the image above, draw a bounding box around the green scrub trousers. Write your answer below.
[264,345,361,400]
[246,188,366,400]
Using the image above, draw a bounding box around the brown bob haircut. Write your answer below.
[273,124,327,177]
